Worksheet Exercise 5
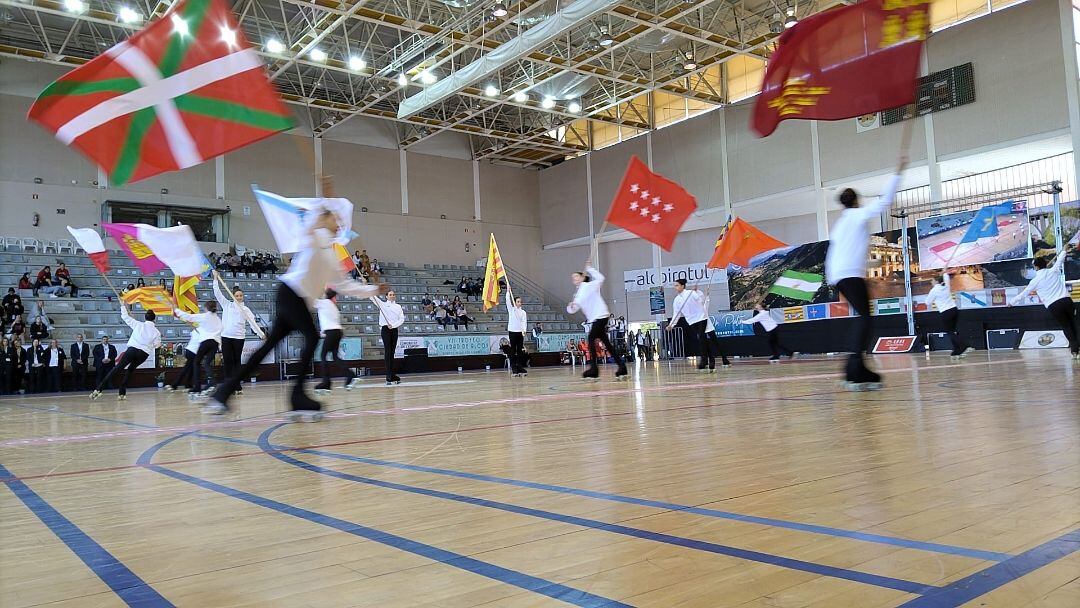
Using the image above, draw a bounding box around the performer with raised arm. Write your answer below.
[924,269,970,359]
[1010,244,1078,359]
[567,264,627,380]
[742,304,793,361]
[314,289,358,393]
[825,153,907,390]
[506,292,528,376]
[89,304,161,401]
[174,300,221,400]
[203,198,387,420]
[372,289,405,385]
[667,279,714,372]
[702,291,731,368]
[213,273,265,396]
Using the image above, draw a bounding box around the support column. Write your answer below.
[647,131,664,322]
[215,156,225,200]
[472,160,482,221]
[1059,0,1080,195]
[810,120,829,240]
[97,165,108,190]
[920,50,942,205]
[399,149,409,215]
[719,107,732,221]
[586,151,596,268]
[313,137,323,196]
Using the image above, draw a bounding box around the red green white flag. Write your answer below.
[27,0,293,186]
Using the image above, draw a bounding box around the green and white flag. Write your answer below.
[874,298,902,315]
[768,270,823,301]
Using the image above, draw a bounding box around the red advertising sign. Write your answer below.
[873,336,918,353]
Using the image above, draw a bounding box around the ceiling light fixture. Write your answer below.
[117,6,141,24]
[309,48,327,62]
[170,14,189,36]
[265,39,284,53]
[567,101,581,113]
[63,0,85,14]
[511,91,528,103]
[348,56,366,71]
[220,26,237,48]
[784,7,798,28]
[492,2,507,17]
[419,70,437,84]
[397,73,409,87]
[484,84,499,97]
[541,96,556,109]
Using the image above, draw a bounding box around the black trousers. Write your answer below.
[72,363,87,391]
[213,284,317,410]
[191,340,218,393]
[1047,297,1079,354]
[705,331,730,366]
[319,328,354,386]
[381,326,399,381]
[835,277,879,383]
[47,366,60,392]
[31,366,45,393]
[586,317,624,371]
[508,331,526,373]
[96,363,114,389]
[221,337,245,386]
[171,349,196,390]
[96,347,149,396]
[690,320,712,369]
[766,329,791,358]
[938,308,967,356]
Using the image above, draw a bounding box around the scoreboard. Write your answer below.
[882,62,975,125]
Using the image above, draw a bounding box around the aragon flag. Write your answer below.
[752,0,931,137]
[27,0,293,185]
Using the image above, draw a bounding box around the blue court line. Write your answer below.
[897,528,1080,607]
[255,426,937,595]
[258,428,1008,562]
[0,461,173,607]
[11,403,1010,563]
[137,434,629,608]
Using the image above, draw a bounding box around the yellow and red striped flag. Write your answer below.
[121,286,174,316]
[174,275,200,314]
[482,233,507,311]
[333,242,357,273]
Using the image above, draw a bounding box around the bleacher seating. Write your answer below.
[1,246,579,360]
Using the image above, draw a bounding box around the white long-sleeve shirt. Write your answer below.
[567,267,610,322]
[119,306,161,356]
[213,280,264,340]
[825,173,903,285]
[670,289,707,326]
[742,310,778,332]
[373,297,404,328]
[924,273,956,312]
[315,298,342,332]
[704,296,716,333]
[506,292,527,332]
[281,227,381,307]
[1011,253,1068,307]
[176,309,222,346]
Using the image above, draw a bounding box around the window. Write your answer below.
[103,201,231,243]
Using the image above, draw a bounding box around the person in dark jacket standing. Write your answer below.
[70,334,90,391]
[93,336,117,389]
[28,338,46,393]
[0,337,12,394]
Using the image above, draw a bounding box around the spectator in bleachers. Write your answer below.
[136,278,146,288]
[227,253,241,277]
[434,304,450,327]
[359,250,371,274]
[34,265,52,295]
[70,334,90,391]
[8,316,25,340]
[454,302,474,330]
[422,293,434,316]
[3,288,23,324]
[0,337,10,394]
[532,323,543,345]
[370,259,382,282]
[93,336,117,389]
[457,276,469,299]
[30,299,53,328]
[265,255,279,274]
[29,317,49,342]
[57,275,77,297]
[28,338,45,393]
[44,339,64,392]
[123,283,136,294]
[18,273,32,291]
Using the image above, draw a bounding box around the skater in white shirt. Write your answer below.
[1010,245,1078,358]
[567,265,627,380]
[741,305,793,361]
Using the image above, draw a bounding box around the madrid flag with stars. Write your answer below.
[605,156,697,251]
[28,0,293,186]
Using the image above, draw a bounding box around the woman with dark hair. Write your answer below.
[18,273,32,290]
[90,305,161,401]
[315,289,358,393]
[742,305,793,361]
[925,270,969,358]
[1011,245,1077,358]
[825,154,907,390]
[567,264,626,380]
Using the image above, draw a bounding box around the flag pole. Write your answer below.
[212,270,237,303]
[99,271,122,300]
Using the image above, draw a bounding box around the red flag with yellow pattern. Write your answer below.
[752,0,930,137]
[174,275,200,314]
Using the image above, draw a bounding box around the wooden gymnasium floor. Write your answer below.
[1,352,1078,608]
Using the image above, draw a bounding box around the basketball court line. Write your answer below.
[0,357,1025,448]
[0,461,174,607]
[136,434,629,608]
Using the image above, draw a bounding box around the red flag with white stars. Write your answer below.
[605,156,697,251]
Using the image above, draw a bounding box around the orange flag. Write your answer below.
[706,218,787,269]
[333,242,357,273]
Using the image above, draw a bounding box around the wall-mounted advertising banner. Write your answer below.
[623,263,727,292]
[873,336,917,353]
[712,310,755,338]
[537,333,584,352]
